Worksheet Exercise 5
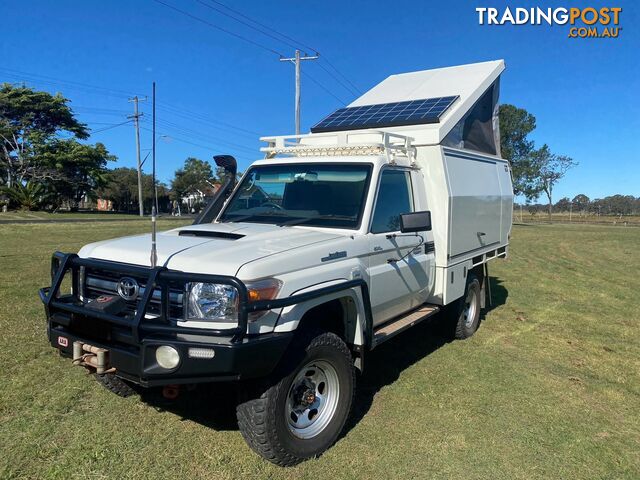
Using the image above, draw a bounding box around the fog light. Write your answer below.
[156,345,180,369]
[188,347,216,359]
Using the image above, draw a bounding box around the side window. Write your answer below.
[370,170,413,234]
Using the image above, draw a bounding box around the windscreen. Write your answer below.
[219,164,371,229]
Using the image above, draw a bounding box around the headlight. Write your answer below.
[185,282,239,322]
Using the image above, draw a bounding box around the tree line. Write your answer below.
[520,194,640,217]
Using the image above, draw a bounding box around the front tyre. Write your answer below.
[236,331,355,466]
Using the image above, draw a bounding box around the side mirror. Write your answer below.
[400,211,432,233]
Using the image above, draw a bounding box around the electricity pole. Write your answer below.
[569,201,573,222]
[280,50,319,135]
[128,96,147,216]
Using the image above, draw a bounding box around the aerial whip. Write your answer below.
[150,81,158,268]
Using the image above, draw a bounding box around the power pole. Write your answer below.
[280,50,319,135]
[128,96,147,216]
[569,201,572,222]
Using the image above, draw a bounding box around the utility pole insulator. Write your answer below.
[280,50,319,136]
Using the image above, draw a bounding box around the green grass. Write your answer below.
[0,221,638,479]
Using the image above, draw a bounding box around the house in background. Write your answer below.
[181,182,221,213]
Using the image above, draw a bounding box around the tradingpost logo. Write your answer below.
[475,7,623,38]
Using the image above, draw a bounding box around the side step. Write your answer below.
[372,305,440,348]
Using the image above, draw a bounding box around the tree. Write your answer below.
[0,83,88,187]
[171,157,215,200]
[96,167,138,212]
[530,144,577,220]
[39,139,114,209]
[98,167,170,213]
[572,194,590,213]
[499,104,539,199]
[554,197,571,212]
[1,180,52,210]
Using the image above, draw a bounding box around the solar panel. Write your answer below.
[310,96,459,133]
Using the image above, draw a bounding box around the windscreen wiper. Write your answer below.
[277,214,356,227]
[221,211,289,223]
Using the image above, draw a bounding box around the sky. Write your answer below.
[1,0,638,201]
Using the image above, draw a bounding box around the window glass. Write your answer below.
[370,170,413,233]
[219,164,371,229]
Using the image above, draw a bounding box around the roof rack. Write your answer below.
[260,130,416,165]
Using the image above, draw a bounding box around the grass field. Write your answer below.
[0,211,195,223]
[1,220,638,479]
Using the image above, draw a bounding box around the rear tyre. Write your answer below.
[452,274,482,339]
[236,331,355,466]
[95,373,137,398]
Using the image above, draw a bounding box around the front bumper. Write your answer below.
[40,252,293,386]
[48,323,293,387]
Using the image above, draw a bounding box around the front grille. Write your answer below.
[82,267,184,320]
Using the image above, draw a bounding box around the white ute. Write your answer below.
[40,60,513,465]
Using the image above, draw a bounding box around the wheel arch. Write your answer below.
[273,282,369,349]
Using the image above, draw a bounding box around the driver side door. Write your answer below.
[367,169,430,326]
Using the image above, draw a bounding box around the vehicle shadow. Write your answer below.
[139,276,508,435]
[347,275,508,432]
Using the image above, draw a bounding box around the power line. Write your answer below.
[73,107,132,118]
[140,125,253,161]
[300,69,347,105]
[196,0,301,52]
[2,65,260,139]
[320,57,363,95]
[201,0,317,53]
[156,102,260,137]
[0,67,144,98]
[196,0,361,96]
[155,118,256,150]
[74,106,131,114]
[315,62,360,97]
[152,118,257,154]
[90,120,133,134]
[153,0,352,104]
[150,0,284,56]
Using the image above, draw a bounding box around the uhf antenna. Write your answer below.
[150,81,158,268]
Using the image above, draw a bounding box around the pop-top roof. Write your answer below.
[311,60,505,145]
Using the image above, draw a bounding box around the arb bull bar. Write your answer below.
[40,252,252,344]
[39,252,373,386]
